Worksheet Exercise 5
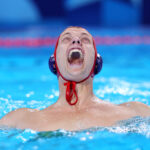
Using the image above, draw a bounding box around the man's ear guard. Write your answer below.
[49,55,57,75]
[94,53,103,75]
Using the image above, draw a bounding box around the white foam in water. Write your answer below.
[52,89,59,97]
[95,77,150,96]
[94,77,150,105]
[25,91,34,98]
[107,116,150,138]
[44,94,54,99]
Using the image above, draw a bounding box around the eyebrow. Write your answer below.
[61,32,90,38]
[80,32,90,36]
[61,32,71,37]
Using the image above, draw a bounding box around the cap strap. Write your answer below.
[64,81,78,105]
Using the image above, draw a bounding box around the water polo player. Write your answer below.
[0,26,150,131]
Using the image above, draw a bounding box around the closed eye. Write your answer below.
[81,37,91,44]
[62,36,72,43]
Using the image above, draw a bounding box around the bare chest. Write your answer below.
[28,108,135,131]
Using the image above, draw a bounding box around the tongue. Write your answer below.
[69,51,83,64]
[71,51,80,59]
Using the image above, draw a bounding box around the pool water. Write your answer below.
[0,26,150,149]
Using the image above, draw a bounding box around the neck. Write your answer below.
[55,76,95,110]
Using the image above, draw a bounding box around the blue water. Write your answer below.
[0,26,150,149]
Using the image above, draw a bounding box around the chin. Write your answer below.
[64,63,91,82]
[67,60,85,74]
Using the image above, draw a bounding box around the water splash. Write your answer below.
[1,116,150,150]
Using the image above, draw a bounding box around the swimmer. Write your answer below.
[1,26,150,131]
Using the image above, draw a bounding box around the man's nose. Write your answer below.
[72,38,81,45]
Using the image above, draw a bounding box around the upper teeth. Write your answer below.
[69,49,83,59]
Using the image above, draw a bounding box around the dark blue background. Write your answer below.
[0,0,150,28]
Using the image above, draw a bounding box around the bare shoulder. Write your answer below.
[0,108,39,127]
[119,101,150,109]
[119,101,150,117]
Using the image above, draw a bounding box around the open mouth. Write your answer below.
[67,48,84,70]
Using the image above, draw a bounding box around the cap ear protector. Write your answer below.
[49,38,103,76]
[49,54,57,75]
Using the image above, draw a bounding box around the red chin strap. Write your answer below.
[64,81,78,105]
[54,36,97,105]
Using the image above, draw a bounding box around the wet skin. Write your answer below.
[1,27,150,131]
